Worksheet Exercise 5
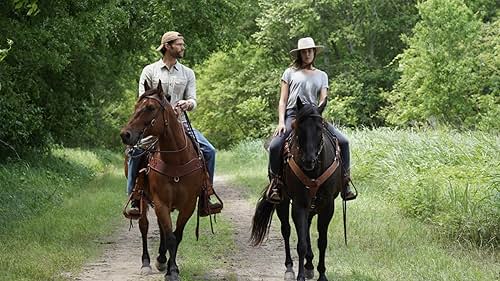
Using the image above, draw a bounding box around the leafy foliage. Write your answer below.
[384,0,499,129]
[193,43,278,148]
[0,0,251,158]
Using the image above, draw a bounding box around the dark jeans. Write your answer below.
[126,128,216,195]
[268,109,350,176]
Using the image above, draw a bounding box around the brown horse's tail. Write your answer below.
[250,189,276,246]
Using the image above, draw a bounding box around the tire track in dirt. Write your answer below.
[72,176,293,281]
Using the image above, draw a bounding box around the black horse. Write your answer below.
[251,97,343,281]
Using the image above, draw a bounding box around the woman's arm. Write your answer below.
[274,80,289,136]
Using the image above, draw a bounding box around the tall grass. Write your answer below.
[216,128,499,280]
[350,128,499,247]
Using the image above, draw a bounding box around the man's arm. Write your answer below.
[177,68,197,112]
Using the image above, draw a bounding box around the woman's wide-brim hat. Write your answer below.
[289,37,324,55]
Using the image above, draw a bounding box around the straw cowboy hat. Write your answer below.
[289,37,324,55]
[156,31,184,51]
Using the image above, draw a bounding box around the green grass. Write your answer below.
[0,147,234,281]
[216,129,499,281]
[0,148,124,281]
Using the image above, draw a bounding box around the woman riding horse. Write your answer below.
[266,37,356,203]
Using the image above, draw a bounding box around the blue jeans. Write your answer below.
[125,129,216,195]
[192,128,216,184]
[126,147,144,195]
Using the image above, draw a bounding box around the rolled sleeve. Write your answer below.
[184,69,197,110]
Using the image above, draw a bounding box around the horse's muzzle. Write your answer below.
[120,129,139,145]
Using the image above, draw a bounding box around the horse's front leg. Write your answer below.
[168,202,195,280]
[277,199,294,280]
[292,205,309,281]
[155,217,167,272]
[316,200,335,281]
[305,212,315,279]
[138,207,152,275]
[153,203,177,281]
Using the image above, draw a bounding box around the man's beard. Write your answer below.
[173,50,184,59]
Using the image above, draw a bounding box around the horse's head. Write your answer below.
[293,96,327,171]
[120,81,172,145]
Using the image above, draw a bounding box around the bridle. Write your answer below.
[294,113,324,168]
[135,94,188,154]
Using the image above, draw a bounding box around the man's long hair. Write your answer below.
[290,49,317,69]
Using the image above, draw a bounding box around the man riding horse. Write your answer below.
[125,31,222,217]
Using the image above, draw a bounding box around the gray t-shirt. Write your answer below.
[281,67,329,109]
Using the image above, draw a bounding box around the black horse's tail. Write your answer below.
[250,189,276,246]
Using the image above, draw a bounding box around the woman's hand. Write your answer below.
[274,123,286,136]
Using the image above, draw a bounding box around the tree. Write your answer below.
[385,0,498,129]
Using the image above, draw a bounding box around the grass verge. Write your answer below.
[216,129,499,281]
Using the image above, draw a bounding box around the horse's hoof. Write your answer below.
[317,274,328,281]
[165,271,179,281]
[305,268,314,279]
[140,266,152,275]
[284,270,295,280]
[156,260,167,272]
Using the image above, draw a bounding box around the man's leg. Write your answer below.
[192,128,222,214]
[126,147,144,215]
[326,124,356,201]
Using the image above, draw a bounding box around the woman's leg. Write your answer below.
[326,124,350,171]
[325,123,356,200]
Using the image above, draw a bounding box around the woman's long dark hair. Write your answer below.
[290,48,317,69]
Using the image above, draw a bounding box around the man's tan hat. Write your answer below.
[156,31,184,51]
[289,37,324,55]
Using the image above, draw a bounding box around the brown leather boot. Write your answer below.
[126,199,141,217]
[199,193,223,217]
[266,176,282,204]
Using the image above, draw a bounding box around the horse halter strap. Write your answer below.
[285,135,341,199]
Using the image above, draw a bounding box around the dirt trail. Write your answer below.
[73,176,293,281]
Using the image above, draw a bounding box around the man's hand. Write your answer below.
[175,100,191,115]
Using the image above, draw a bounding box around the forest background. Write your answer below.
[1,0,498,153]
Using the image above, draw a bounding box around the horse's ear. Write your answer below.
[318,97,327,115]
[296,96,304,111]
[157,80,163,93]
[144,80,150,91]
[165,93,171,102]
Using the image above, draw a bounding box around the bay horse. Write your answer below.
[120,81,205,281]
[251,97,343,281]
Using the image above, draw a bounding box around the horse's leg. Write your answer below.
[316,200,335,281]
[304,213,315,279]
[138,207,152,275]
[276,199,294,280]
[166,203,195,280]
[153,203,177,281]
[155,217,167,272]
[291,205,309,281]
